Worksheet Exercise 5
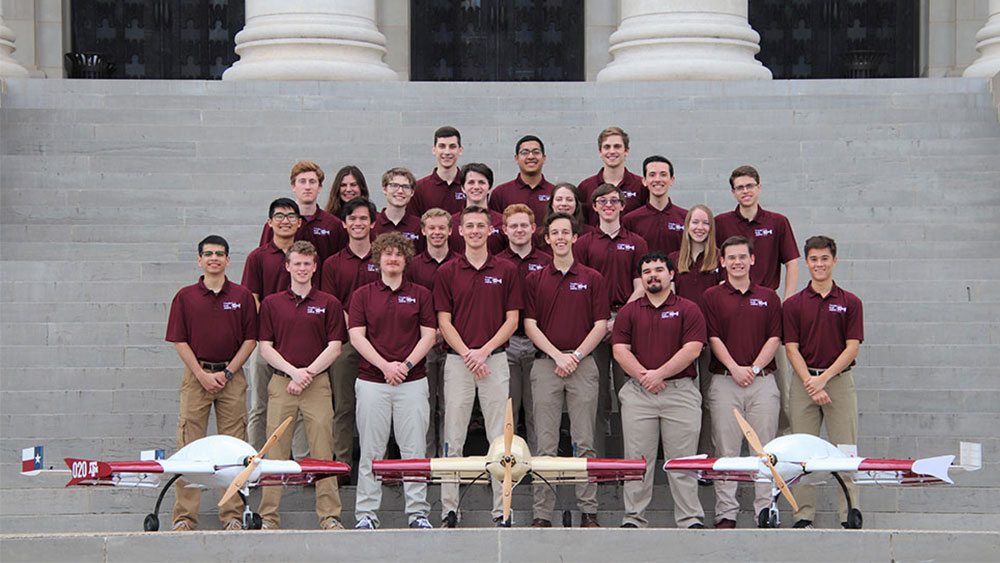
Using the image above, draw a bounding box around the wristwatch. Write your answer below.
[751,365,761,376]
[404,360,414,370]
[224,368,234,381]
[572,351,584,361]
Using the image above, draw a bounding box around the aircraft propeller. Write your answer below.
[501,398,514,525]
[733,408,799,512]
[218,416,294,506]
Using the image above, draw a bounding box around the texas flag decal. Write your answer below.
[22,446,43,473]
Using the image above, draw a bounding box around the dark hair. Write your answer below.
[637,251,674,275]
[545,182,586,227]
[269,198,300,218]
[544,212,579,236]
[198,235,229,255]
[515,135,545,155]
[729,165,760,188]
[720,235,754,256]
[804,235,837,258]
[591,182,624,204]
[341,197,377,221]
[461,162,494,188]
[372,231,416,270]
[642,155,674,177]
[324,165,369,217]
[459,205,491,224]
[434,126,462,146]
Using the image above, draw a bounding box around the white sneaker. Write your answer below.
[354,515,376,530]
[409,516,433,529]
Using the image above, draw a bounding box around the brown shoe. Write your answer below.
[531,518,552,528]
[714,518,736,529]
[580,513,600,528]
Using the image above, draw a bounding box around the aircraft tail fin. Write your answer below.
[910,455,955,485]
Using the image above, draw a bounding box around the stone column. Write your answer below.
[0,5,30,79]
[223,0,397,81]
[963,0,1000,78]
[597,0,771,81]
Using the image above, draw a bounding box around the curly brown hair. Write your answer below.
[371,231,415,270]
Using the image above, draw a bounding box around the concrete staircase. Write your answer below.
[1,77,998,533]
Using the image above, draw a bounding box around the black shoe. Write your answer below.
[621,522,638,528]
[441,511,458,528]
[493,516,506,527]
[698,479,712,487]
[688,523,706,529]
[792,519,814,529]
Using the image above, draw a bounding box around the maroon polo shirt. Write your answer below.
[783,282,864,370]
[578,167,647,225]
[320,247,380,309]
[406,249,460,292]
[410,169,466,216]
[622,201,688,256]
[449,209,507,255]
[349,279,437,384]
[258,287,346,368]
[489,175,556,226]
[612,292,706,379]
[166,277,257,363]
[525,262,610,350]
[573,227,648,308]
[241,241,291,299]
[497,246,553,335]
[715,206,799,290]
[372,210,426,254]
[702,280,783,373]
[434,254,523,349]
[668,250,724,312]
[258,208,348,278]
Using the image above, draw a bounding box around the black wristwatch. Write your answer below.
[224,368,234,381]
[404,361,413,370]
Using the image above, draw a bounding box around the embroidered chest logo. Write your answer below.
[403,232,420,240]
[754,228,774,237]
[661,310,680,319]
[749,298,768,307]
[828,304,847,313]
[222,301,241,310]
[483,276,504,285]
[454,193,466,200]
[306,306,326,315]
[569,282,588,291]
[490,227,501,235]
[617,243,636,251]
[538,194,551,202]
[668,222,684,231]
[367,264,379,272]
[527,263,544,271]
[398,296,417,304]
[313,227,331,236]
[623,190,637,199]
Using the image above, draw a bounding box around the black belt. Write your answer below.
[712,368,773,377]
[200,361,228,372]
[807,368,827,376]
[534,350,576,360]
[447,347,505,356]
[273,369,290,378]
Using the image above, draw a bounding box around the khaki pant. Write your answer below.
[330,342,359,464]
[247,352,308,457]
[354,378,431,527]
[530,356,599,520]
[695,346,714,457]
[172,366,248,528]
[592,334,626,456]
[789,369,858,522]
[506,335,537,452]
[440,352,510,520]
[425,347,446,457]
[620,377,704,528]
[708,372,780,522]
[258,372,342,527]
[774,345,792,436]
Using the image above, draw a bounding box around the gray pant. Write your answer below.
[506,335,537,452]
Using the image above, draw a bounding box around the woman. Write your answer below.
[325,165,370,220]
[536,182,592,248]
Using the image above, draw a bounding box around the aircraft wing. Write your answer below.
[60,458,218,488]
[373,457,490,483]
[841,456,966,486]
[529,457,646,483]
[663,455,764,482]
[255,458,351,486]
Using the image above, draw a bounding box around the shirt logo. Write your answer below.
[668,222,684,231]
[398,296,417,304]
[490,227,501,235]
[454,193,466,200]
[754,228,774,237]
[749,298,768,307]
[222,301,241,310]
[623,190,637,199]
[484,276,504,285]
[367,264,378,272]
[538,194,551,202]
[313,227,331,236]
[306,306,326,314]
[661,310,680,319]
[404,232,420,240]
[569,282,588,291]
[829,304,847,313]
[527,263,544,271]
[617,243,636,251]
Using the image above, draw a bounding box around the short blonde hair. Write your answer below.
[290,160,324,185]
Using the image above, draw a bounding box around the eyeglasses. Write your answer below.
[518,149,543,157]
[200,250,228,257]
[270,212,300,222]
[595,198,622,207]
[386,182,414,192]
[733,183,758,192]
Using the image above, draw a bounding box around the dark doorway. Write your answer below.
[411,0,584,81]
[70,0,243,79]
[750,0,919,79]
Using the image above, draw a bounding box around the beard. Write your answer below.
[646,282,663,294]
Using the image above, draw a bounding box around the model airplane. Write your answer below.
[20,417,350,531]
[373,398,647,527]
[663,408,982,529]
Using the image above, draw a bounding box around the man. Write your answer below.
[410,126,465,216]
[321,198,381,469]
[349,232,437,530]
[434,206,522,526]
[407,208,460,457]
[259,160,348,280]
[524,213,609,528]
[373,167,425,254]
[243,199,307,455]
[449,162,506,254]
[715,165,800,435]
[613,252,706,529]
[784,236,863,529]
[498,204,552,452]
[574,183,648,455]
[701,236,783,528]
[489,135,555,226]
[622,155,687,255]
[165,235,257,531]
[578,127,647,224]
[257,241,345,530]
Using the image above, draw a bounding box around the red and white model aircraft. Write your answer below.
[663,409,982,529]
[373,399,646,527]
[20,417,350,531]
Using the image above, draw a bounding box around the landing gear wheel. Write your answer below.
[757,507,780,528]
[244,512,262,530]
[562,510,572,528]
[845,508,863,529]
[143,513,159,532]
